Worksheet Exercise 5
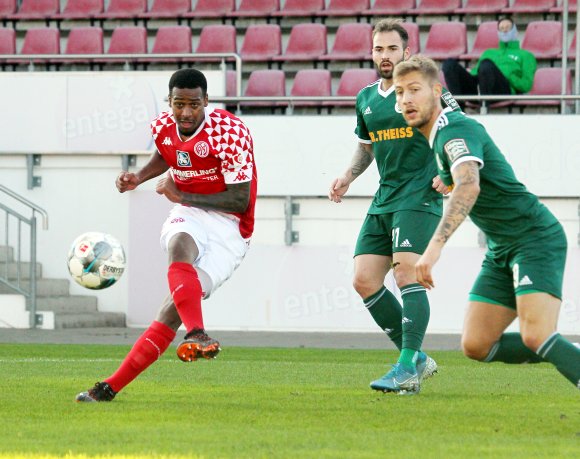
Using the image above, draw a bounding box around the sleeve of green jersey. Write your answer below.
[354,96,371,143]
[436,121,484,185]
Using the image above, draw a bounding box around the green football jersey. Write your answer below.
[431,108,558,246]
[355,82,458,216]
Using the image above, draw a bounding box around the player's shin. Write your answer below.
[168,261,204,332]
[536,332,580,388]
[399,283,430,368]
[105,320,176,392]
[364,286,403,350]
[483,332,544,364]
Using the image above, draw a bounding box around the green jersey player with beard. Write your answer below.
[329,19,458,394]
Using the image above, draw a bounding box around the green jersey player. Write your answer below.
[393,55,580,391]
[329,19,457,394]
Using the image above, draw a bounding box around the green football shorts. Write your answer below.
[354,210,440,257]
[469,222,567,309]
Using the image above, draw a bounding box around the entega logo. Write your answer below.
[394,103,402,113]
[369,127,413,142]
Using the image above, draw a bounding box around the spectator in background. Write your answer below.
[442,17,536,109]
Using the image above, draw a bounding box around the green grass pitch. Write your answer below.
[0,343,577,459]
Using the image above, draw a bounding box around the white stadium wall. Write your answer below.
[0,73,579,334]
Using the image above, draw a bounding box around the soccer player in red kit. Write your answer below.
[76,68,257,402]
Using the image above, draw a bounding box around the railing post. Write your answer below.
[29,214,38,328]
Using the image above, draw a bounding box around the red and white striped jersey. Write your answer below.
[150,107,257,238]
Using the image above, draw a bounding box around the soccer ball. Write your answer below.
[67,232,126,290]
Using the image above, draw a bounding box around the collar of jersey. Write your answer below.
[377,80,395,98]
[428,106,454,147]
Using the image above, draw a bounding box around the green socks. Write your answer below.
[484,332,544,364]
[364,286,403,350]
[399,283,430,368]
[536,332,580,388]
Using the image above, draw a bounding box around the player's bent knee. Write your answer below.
[352,277,379,299]
[461,336,491,361]
[520,332,544,353]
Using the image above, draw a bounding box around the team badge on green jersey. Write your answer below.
[444,138,470,162]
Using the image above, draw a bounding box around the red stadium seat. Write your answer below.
[11,0,59,19]
[460,21,498,61]
[229,0,280,18]
[455,0,507,14]
[239,24,281,62]
[422,22,467,60]
[194,24,237,62]
[514,67,572,111]
[521,21,562,60]
[140,0,190,19]
[141,26,191,64]
[363,0,415,16]
[550,0,577,13]
[324,68,378,107]
[319,23,372,62]
[0,27,16,55]
[0,0,17,16]
[401,21,420,55]
[271,0,324,18]
[503,0,557,14]
[317,0,369,17]
[95,26,146,66]
[185,0,234,18]
[21,27,60,54]
[290,69,331,107]
[226,70,237,97]
[54,0,103,19]
[241,69,287,108]
[410,0,461,15]
[59,26,103,62]
[272,23,327,64]
[95,0,146,19]
[8,27,60,66]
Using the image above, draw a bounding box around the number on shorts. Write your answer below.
[392,227,400,248]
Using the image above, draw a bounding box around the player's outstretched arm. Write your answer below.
[416,161,480,289]
[156,174,251,213]
[116,151,169,193]
[329,143,374,203]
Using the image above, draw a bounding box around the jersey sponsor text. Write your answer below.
[369,126,414,143]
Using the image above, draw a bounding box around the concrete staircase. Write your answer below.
[0,245,125,328]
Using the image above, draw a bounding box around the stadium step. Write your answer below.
[0,261,42,280]
[55,312,126,329]
[36,295,98,314]
[0,278,71,297]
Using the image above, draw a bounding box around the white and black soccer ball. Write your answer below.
[67,232,126,290]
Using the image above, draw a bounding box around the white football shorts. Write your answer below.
[160,205,249,297]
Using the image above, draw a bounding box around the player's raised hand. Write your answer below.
[329,177,350,203]
[156,173,183,203]
[116,172,140,193]
[432,176,453,195]
[415,244,442,290]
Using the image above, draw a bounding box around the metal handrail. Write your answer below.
[0,52,243,97]
[0,184,48,328]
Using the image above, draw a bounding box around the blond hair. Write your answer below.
[393,55,440,83]
[372,18,409,49]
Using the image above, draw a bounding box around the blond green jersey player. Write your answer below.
[394,55,580,391]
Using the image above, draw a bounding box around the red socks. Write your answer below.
[105,320,176,393]
[167,261,204,332]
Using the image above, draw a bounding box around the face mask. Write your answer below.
[498,24,518,43]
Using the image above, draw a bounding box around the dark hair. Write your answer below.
[168,69,207,96]
[373,18,409,49]
[497,16,514,29]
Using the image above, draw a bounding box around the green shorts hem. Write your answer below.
[468,293,509,308]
